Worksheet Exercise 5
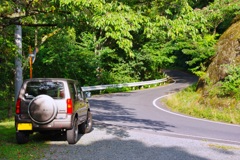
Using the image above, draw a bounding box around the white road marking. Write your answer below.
[152,92,240,127]
[155,130,240,145]
[152,92,240,144]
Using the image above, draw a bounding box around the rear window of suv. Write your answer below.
[25,81,64,99]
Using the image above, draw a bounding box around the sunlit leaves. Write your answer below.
[92,2,144,53]
[0,0,15,16]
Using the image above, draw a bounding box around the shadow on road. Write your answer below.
[41,137,210,160]
[90,98,175,136]
[37,122,238,160]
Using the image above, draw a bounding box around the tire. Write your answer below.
[16,131,29,144]
[79,111,93,134]
[66,118,78,144]
[28,95,57,124]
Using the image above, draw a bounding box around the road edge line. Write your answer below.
[152,95,240,128]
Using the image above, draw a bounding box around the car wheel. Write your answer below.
[79,111,93,134]
[66,118,78,144]
[16,131,29,144]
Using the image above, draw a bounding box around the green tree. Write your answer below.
[142,0,240,73]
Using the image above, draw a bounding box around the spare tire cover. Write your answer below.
[28,95,57,124]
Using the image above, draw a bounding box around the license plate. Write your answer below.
[18,123,32,130]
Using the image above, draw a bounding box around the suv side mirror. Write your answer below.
[85,92,91,98]
[77,93,83,100]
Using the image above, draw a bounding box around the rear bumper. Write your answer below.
[15,115,73,131]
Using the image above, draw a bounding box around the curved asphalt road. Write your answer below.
[89,70,240,145]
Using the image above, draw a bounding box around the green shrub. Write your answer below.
[102,87,131,94]
[164,83,240,124]
[220,65,240,99]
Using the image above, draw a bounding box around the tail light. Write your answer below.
[16,98,21,114]
[67,99,73,114]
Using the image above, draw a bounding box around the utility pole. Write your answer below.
[14,8,23,104]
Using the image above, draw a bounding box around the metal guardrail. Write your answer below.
[81,78,169,92]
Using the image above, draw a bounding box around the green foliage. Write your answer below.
[178,34,217,73]
[101,86,131,94]
[32,28,99,86]
[99,52,140,84]
[142,0,239,73]
[188,0,214,9]
[0,26,16,119]
[140,41,176,70]
[220,65,240,99]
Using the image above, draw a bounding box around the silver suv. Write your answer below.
[15,78,92,144]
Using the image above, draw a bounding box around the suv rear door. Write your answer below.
[68,82,88,122]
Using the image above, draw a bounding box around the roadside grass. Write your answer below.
[163,84,240,125]
[0,121,48,160]
[208,144,240,151]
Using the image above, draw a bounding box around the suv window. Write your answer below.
[25,81,64,99]
[68,83,76,101]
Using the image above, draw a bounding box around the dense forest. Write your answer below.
[0,0,240,118]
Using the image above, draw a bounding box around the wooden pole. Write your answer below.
[30,56,32,78]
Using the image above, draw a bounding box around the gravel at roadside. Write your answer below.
[41,122,240,160]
